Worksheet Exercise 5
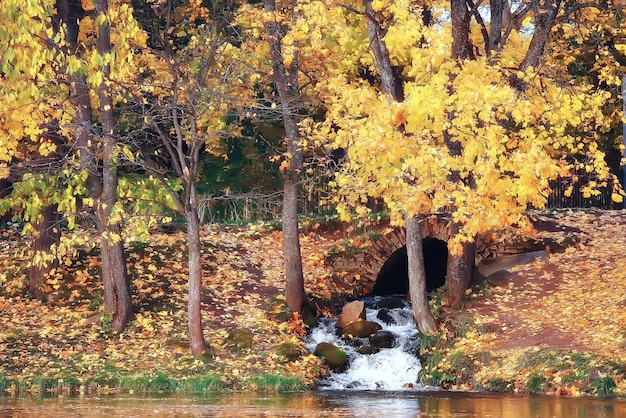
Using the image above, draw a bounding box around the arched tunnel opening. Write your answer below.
[372,237,449,296]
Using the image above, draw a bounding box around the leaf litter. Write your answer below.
[1,210,625,397]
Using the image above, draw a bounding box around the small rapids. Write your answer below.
[305,296,430,391]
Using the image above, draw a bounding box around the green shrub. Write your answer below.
[590,376,617,399]
[489,377,514,393]
[526,372,549,394]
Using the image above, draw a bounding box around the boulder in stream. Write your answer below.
[314,342,348,372]
[370,330,396,349]
[341,320,382,338]
[376,308,394,325]
[336,301,366,329]
[357,345,380,355]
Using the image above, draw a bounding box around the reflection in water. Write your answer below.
[1,391,626,417]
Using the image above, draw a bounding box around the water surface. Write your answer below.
[2,391,626,417]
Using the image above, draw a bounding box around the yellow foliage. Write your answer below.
[285,0,624,247]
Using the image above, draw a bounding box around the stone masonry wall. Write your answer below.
[331,214,540,294]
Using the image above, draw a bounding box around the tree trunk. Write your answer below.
[510,0,560,91]
[364,0,403,101]
[29,204,61,299]
[406,215,437,333]
[519,0,560,71]
[263,0,309,315]
[444,0,479,305]
[96,0,133,331]
[97,123,133,331]
[450,0,474,60]
[282,174,307,312]
[489,0,503,52]
[445,227,476,307]
[186,184,208,356]
[99,220,133,332]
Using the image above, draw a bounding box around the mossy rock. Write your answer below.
[357,345,379,355]
[341,320,382,338]
[223,328,254,352]
[314,342,348,372]
[274,341,305,362]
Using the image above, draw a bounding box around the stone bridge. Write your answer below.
[330,214,539,296]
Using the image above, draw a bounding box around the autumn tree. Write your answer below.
[363,0,436,331]
[125,0,260,355]
[0,2,74,299]
[289,0,623,327]
[0,0,148,330]
[260,0,316,319]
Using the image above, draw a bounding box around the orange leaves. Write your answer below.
[285,312,307,338]
[391,109,408,127]
[433,210,626,395]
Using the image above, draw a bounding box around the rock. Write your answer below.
[376,308,395,325]
[357,345,380,355]
[370,330,396,349]
[223,328,254,352]
[477,251,549,277]
[273,341,304,362]
[346,381,363,389]
[402,334,421,356]
[341,320,382,338]
[314,342,348,372]
[336,301,366,329]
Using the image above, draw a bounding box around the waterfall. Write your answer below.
[305,296,430,391]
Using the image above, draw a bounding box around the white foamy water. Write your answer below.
[305,297,429,391]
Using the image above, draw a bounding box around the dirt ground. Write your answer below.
[473,210,626,353]
[433,209,626,395]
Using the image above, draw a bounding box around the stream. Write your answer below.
[305,295,424,391]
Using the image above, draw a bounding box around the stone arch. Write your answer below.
[330,214,548,298]
[371,237,449,295]
[355,214,454,294]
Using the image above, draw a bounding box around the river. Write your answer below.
[1,391,626,417]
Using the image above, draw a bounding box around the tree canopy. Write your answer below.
[282,0,625,252]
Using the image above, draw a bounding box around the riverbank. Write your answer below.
[420,209,626,398]
[1,210,625,397]
[0,221,344,395]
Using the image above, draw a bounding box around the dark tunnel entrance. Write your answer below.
[371,237,448,296]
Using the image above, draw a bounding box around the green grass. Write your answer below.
[0,372,309,396]
[527,371,549,394]
[245,374,306,392]
[519,349,595,372]
[178,374,226,393]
